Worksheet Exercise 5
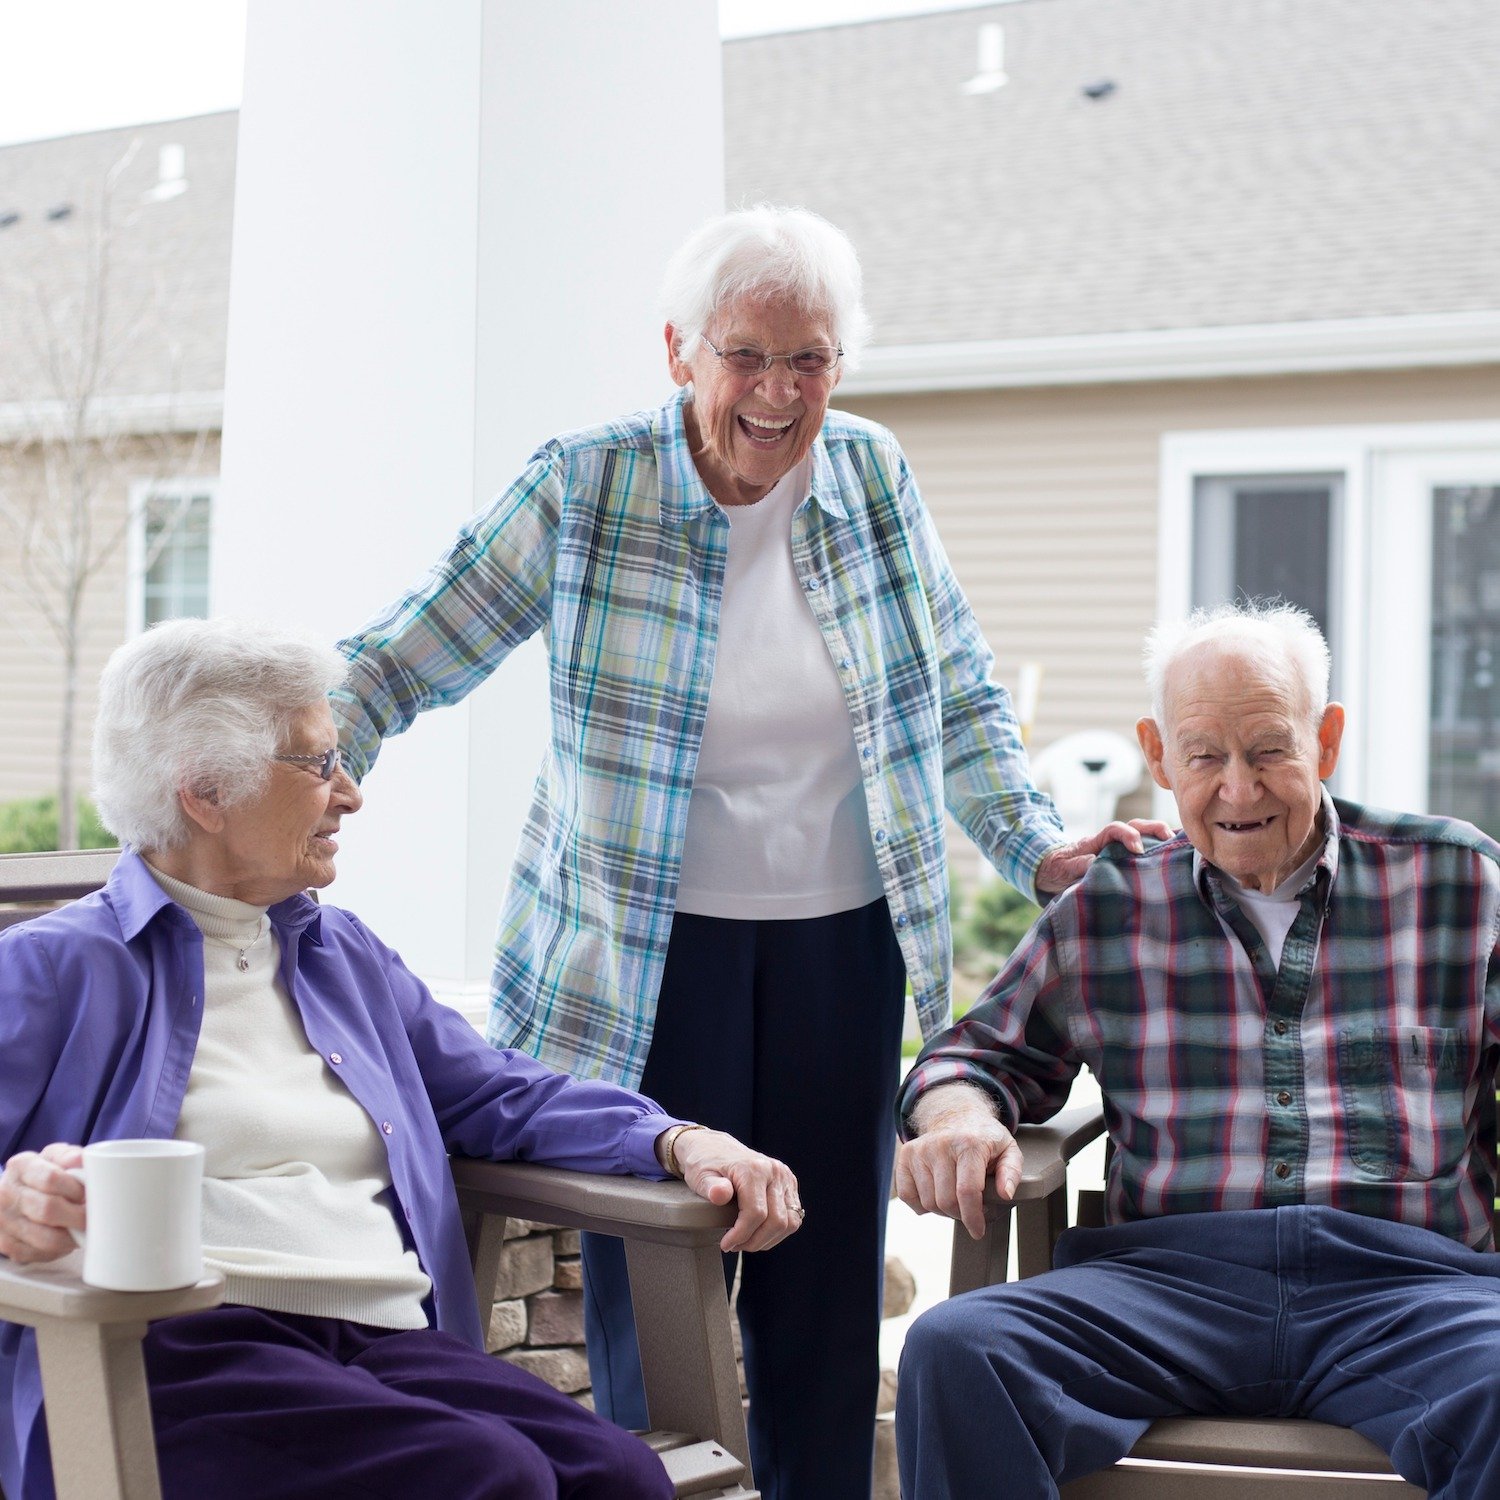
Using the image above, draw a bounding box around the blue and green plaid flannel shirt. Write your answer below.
[900,796,1500,1246]
[334,390,1064,1086]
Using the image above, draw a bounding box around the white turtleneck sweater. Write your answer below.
[148,863,432,1328]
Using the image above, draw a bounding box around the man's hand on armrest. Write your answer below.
[896,1084,1021,1242]
[0,1144,85,1264]
[655,1126,802,1255]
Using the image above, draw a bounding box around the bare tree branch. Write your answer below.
[0,137,213,849]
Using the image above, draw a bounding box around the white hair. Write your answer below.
[660,203,873,368]
[93,618,348,852]
[1144,600,1331,729]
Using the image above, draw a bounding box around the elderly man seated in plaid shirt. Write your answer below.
[893,600,1500,1500]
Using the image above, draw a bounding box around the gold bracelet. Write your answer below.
[660,1123,709,1178]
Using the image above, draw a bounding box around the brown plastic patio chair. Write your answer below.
[944,1103,1427,1498]
[0,849,756,1500]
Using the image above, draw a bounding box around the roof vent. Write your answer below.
[144,143,187,203]
[46,203,73,221]
[962,23,1008,95]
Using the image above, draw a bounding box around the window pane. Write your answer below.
[143,491,212,627]
[1192,475,1336,646]
[1429,485,1500,835]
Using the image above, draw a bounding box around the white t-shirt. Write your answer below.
[1215,845,1324,971]
[675,458,884,920]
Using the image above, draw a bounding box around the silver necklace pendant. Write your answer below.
[236,951,251,972]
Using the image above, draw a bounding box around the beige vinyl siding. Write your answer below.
[841,363,1500,853]
[0,432,220,809]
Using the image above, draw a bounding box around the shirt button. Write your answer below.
[1274,1162,1291,1180]
[840,657,852,669]
[895,914,909,929]
[381,1121,394,1135]
[805,577,821,592]
[329,1053,343,1065]
[862,746,874,760]
[873,829,887,844]
[1276,1090,1292,1106]
[1273,1020,1289,1035]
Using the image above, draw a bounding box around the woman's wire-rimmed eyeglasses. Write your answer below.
[700,337,843,378]
[274,747,342,780]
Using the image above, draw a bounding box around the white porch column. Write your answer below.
[216,1,723,986]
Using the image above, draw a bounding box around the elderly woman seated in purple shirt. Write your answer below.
[0,617,800,1500]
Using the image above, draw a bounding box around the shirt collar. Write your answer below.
[652,387,847,525]
[807,429,848,520]
[1192,788,1342,908]
[654,388,715,524]
[269,889,325,945]
[108,846,324,945]
[107,846,186,940]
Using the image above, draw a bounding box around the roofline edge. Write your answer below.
[0,391,224,442]
[838,312,1500,394]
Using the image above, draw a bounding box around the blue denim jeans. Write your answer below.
[898,1204,1500,1499]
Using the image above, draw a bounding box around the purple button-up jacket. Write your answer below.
[0,849,681,1500]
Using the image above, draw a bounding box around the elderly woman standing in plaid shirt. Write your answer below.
[333,205,1162,1500]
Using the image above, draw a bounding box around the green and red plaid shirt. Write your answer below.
[334,390,1063,1086]
[900,796,1500,1247]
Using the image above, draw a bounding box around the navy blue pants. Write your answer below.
[898,1205,1500,1500]
[582,900,908,1500]
[125,1305,673,1500]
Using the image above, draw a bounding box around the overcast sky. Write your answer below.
[0,0,981,149]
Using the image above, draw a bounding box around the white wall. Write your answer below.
[218,0,724,983]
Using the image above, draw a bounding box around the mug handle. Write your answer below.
[64,1164,87,1249]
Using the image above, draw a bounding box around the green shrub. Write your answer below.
[955,878,1041,978]
[0,795,118,854]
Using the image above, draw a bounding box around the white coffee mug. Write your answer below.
[68,1139,205,1292]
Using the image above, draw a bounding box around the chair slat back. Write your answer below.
[0,848,120,903]
[0,849,120,930]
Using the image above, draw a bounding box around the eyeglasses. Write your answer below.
[274,747,342,781]
[700,337,843,378]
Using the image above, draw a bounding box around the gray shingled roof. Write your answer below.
[724,0,1500,345]
[1,0,1494,407]
[0,112,236,405]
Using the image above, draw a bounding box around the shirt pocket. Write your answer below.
[1336,1024,1468,1181]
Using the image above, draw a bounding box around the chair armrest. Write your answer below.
[948,1102,1107,1295]
[0,1252,223,1500]
[0,1251,224,1328]
[1012,1102,1107,1201]
[448,1159,735,1249]
[452,1159,753,1478]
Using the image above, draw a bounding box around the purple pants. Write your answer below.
[129,1305,673,1500]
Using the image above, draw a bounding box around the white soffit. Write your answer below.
[0,391,224,441]
[838,312,1500,395]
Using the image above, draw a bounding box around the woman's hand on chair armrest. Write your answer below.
[667,1128,803,1255]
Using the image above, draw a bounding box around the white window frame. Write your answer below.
[1158,420,1500,821]
[126,477,218,636]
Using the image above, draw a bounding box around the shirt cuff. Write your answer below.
[1001,821,1068,906]
[897,1059,1019,1140]
[622,1111,694,1179]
